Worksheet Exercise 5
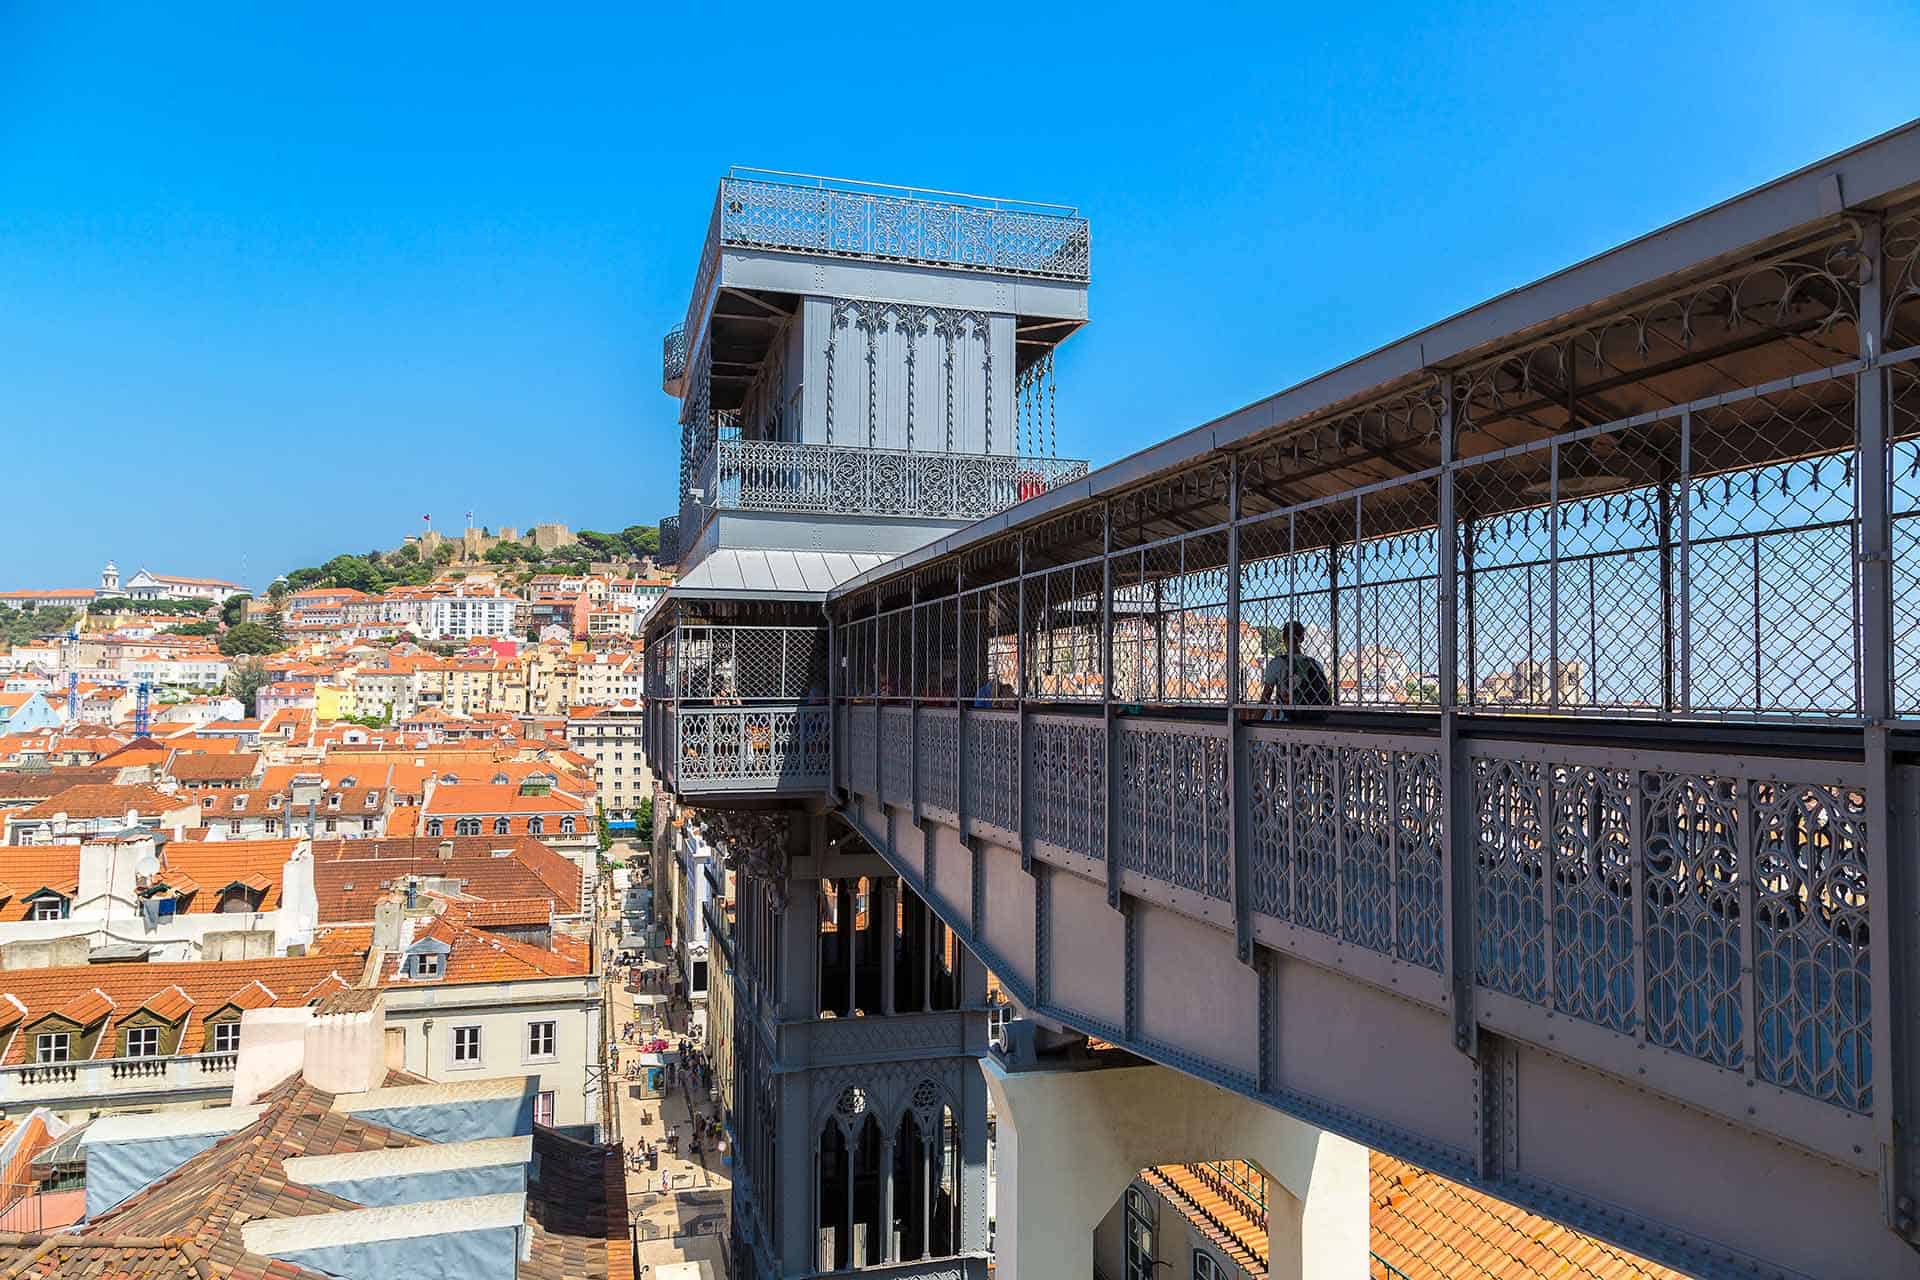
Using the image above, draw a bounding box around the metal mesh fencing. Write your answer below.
[1890,360,1920,716]
[959,581,1019,704]
[1110,528,1231,705]
[1684,374,1857,718]
[1021,556,1105,701]
[676,625,827,702]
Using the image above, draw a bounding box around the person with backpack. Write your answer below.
[1259,622,1331,719]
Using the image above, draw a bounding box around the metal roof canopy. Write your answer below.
[830,117,1920,598]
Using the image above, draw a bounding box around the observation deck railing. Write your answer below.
[662,323,688,395]
[646,622,832,797]
[685,438,1088,531]
[674,170,1089,378]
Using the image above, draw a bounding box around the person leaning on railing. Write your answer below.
[1256,621,1331,722]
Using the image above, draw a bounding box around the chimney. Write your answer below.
[437,839,454,861]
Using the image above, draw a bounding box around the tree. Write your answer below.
[618,525,660,559]
[320,554,381,594]
[283,567,326,593]
[0,606,75,646]
[635,795,654,841]
[220,594,253,627]
[575,530,621,560]
[484,541,530,565]
[163,620,220,637]
[225,658,271,715]
[596,802,614,855]
[219,621,281,656]
[432,543,457,566]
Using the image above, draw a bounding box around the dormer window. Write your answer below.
[559,816,576,835]
[28,893,68,922]
[202,795,216,809]
[493,817,510,835]
[232,795,247,812]
[455,818,481,836]
[34,1032,70,1063]
[269,795,284,810]
[426,818,443,837]
[327,794,341,809]
[122,1026,160,1057]
[528,817,544,836]
[412,952,442,979]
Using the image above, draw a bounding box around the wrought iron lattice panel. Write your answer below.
[1641,768,1746,1072]
[1548,765,1636,1033]
[674,706,831,792]
[1027,714,1107,861]
[1114,721,1230,900]
[1472,758,1547,1003]
[850,705,879,799]
[1244,730,1444,969]
[881,706,913,807]
[964,711,1020,842]
[1751,779,1872,1110]
[715,175,1090,282]
[662,323,687,390]
[712,439,1088,522]
[918,708,960,823]
[1394,751,1445,970]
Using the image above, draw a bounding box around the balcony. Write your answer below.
[662,324,687,396]
[674,171,1090,385]
[0,1051,238,1109]
[646,621,832,798]
[684,438,1088,531]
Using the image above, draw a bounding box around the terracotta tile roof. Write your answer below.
[0,846,83,910]
[421,783,590,817]
[164,751,260,783]
[308,835,582,922]
[130,984,194,1023]
[1149,1156,1691,1280]
[458,896,553,928]
[0,955,359,1064]
[16,784,188,822]
[159,840,294,912]
[52,988,115,1029]
[382,910,589,986]
[1367,1153,1692,1279]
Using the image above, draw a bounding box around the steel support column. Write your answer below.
[1437,373,1475,1057]
[1227,455,1252,963]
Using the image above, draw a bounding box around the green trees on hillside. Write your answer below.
[0,606,75,645]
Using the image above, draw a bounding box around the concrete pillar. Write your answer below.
[983,1056,1368,1280]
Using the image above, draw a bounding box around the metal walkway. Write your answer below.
[819,125,1920,1280]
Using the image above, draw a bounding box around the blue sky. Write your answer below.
[3,2,1916,592]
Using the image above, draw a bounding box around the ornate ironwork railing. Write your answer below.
[693,439,1088,523]
[662,324,688,393]
[671,705,832,793]
[671,172,1088,384]
[717,173,1089,283]
[840,706,1879,1123]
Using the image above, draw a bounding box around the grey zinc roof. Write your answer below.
[673,549,897,601]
